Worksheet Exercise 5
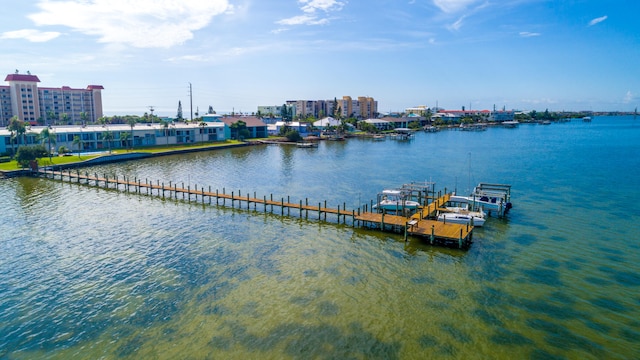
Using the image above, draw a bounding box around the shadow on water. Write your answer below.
[208,321,402,360]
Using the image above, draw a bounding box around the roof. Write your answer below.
[218,116,267,127]
[0,122,225,136]
[313,117,340,127]
[5,74,41,82]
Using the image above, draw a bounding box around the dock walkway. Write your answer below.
[36,169,473,248]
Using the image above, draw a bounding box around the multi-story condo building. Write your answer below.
[0,72,104,126]
[280,96,377,120]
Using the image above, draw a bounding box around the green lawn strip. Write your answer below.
[0,140,248,171]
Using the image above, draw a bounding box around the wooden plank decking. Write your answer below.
[37,169,473,247]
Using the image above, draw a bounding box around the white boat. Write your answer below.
[373,189,421,211]
[449,189,512,216]
[582,116,592,122]
[450,194,504,212]
[502,121,519,128]
[296,141,318,148]
[372,134,385,141]
[437,212,485,226]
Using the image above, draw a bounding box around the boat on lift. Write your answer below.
[373,189,421,212]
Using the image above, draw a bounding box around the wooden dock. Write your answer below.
[36,169,473,248]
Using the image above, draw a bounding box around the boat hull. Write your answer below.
[437,213,485,226]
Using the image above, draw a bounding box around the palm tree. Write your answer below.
[80,111,89,125]
[127,117,136,150]
[39,127,57,162]
[199,121,207,143]
[8,116,26,156]
[160,120,170,145]
[120,132,130,151]
[102,131,113,153]
[60,113,70,125]
[46,110,56,126]
[72,135,83,159]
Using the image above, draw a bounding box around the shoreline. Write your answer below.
[0,141,254,178]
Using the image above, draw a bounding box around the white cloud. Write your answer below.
[519,31,541,37]
[27,0,232,48]
[433,0,478,13]
[0,29,61,42]
[300,0,345,13]
[276,0,344,27]
[447,16,465,31]
[623,91,635,104]
[276,15,328,26]
[589,15,607,26]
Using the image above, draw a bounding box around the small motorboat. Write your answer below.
[373,189,421,212]
[437,212,485,226]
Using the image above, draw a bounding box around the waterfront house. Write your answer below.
[270,121,309,137]
[361,118,392,131]
[312,117,341,130]
[217,116,268,139]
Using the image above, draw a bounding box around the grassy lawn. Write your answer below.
[131,140,245,153]
[0,140,247,171]
[0,154,102,171]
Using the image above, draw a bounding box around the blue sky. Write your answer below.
[1,0,638,116]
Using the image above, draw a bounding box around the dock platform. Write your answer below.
[35,169,474,248]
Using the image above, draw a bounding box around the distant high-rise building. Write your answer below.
[281,96,377,120]
[0,72,104,126]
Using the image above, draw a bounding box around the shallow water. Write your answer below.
[1,116,639,359]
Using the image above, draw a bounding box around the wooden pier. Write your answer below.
[36,169,474,248]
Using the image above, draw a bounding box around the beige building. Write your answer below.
[1,72,104,126]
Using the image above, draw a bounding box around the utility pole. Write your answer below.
[148,106,155,123]
[189,82,193,122]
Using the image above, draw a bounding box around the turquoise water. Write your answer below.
[1,116,639,359]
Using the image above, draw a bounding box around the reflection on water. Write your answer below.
[1,117,639,359]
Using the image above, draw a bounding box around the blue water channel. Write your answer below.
[1,116,639,359]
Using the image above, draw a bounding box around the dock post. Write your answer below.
[174,184,177,199]
[231,191,234,207]
[162,183,165,198]
[254,192,256,210]
[324,200,327,221]
[264,195,267,211]
[430,225,434,245]
[287,196,290,216]
[203,188,206,204]
[247,193,250,209]
[305,198,308,218]
[343,202,346,223]
[270,194,273,212]
[404,221,408,242]
[210,186,212,204]
[281,198,284,215]
[352,210,355,227]
[216,189,219,205]
[299,200,302,218]
[459,229,463,249]
[338,205,340,224]
[318,203,321,220]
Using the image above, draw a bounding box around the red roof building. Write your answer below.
[1,72,104,126]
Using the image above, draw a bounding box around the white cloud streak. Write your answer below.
[589,15,607,26]
[433,0,478,13]
[276,0,344,27]
[519,31,541,37]
[0,29,61,42]
[27,0,232,48]
[623,91,635,104]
